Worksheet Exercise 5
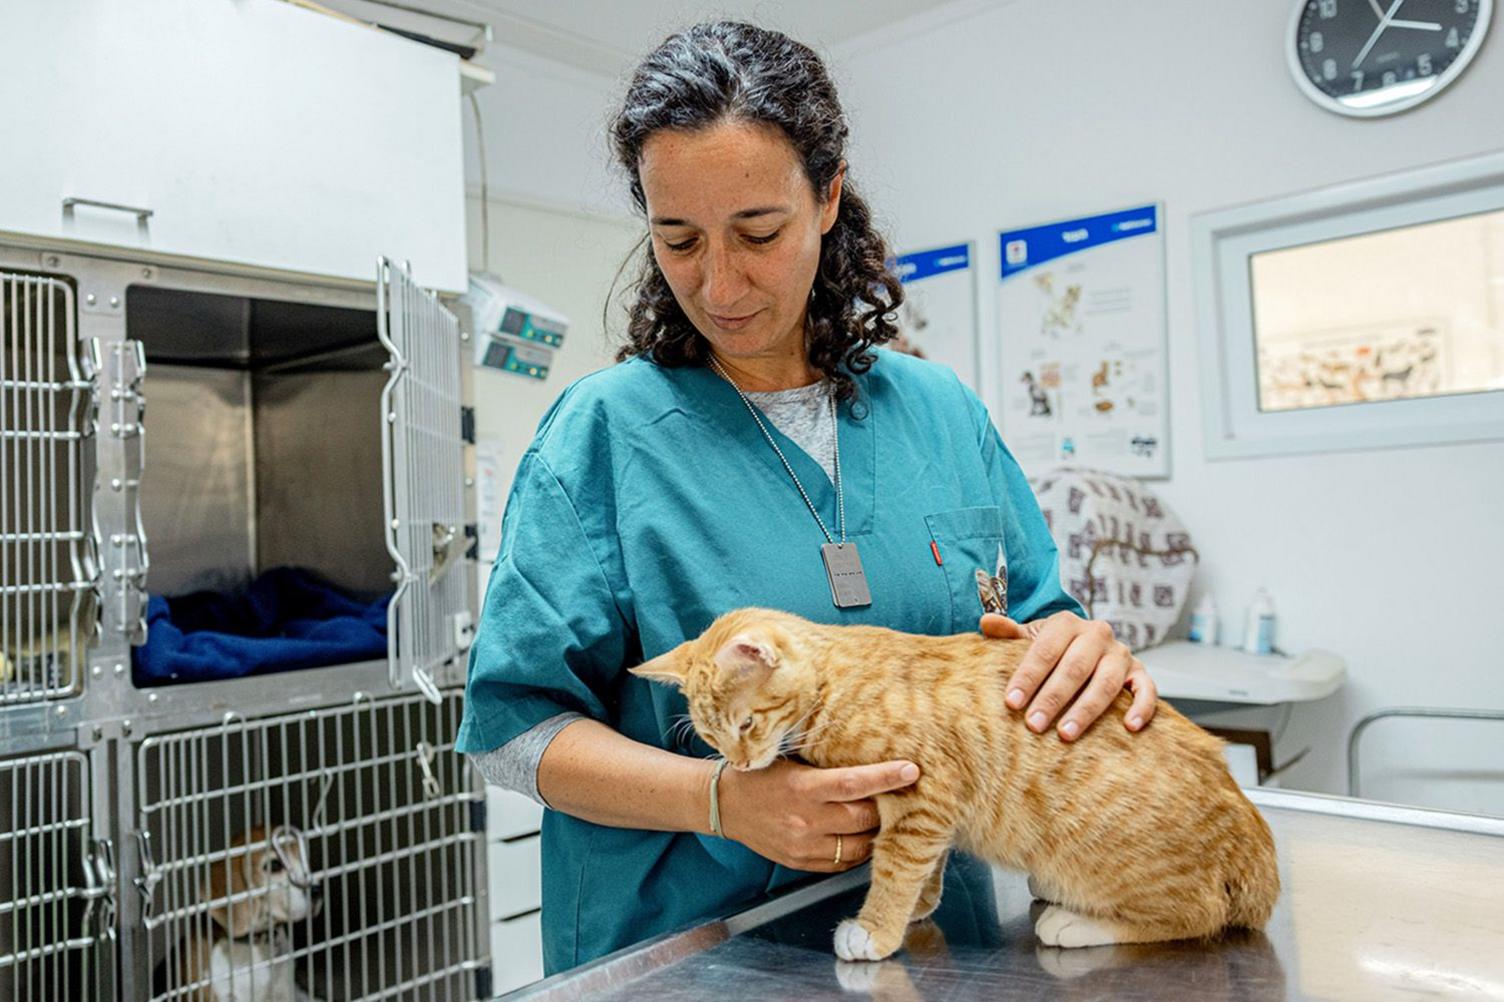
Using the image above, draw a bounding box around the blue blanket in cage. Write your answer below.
[132,567,390,685]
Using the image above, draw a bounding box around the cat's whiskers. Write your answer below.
[668,713,702,748]
[777,705,821,755]
[782,709,837,756]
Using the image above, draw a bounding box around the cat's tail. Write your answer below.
[1224,807,1281,929]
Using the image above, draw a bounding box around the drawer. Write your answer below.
[490,911,543,995]
[489,835,542,920]
[488,786,545,842]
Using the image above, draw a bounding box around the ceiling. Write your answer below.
[382,0,963,77]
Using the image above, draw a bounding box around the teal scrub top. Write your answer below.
[455,349,1082,975]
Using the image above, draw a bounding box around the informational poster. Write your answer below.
[893,242,979,391]
[474,438,506,564]
[996,204,1168,478]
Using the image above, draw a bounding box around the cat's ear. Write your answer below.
[714,633,780,682]
[629,642,691,689]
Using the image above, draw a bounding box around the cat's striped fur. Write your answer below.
[632,607,1279,961]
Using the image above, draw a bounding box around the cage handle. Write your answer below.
[62,196,154,222]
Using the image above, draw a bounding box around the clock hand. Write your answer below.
[1367,0,1386,19]
[1387,18,1442,29]
[1353,0,1406,69]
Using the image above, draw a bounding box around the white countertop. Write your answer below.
[1141,640,1346,705]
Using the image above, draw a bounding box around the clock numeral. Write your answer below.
[1382,70,1398,86]
[1446,26,1462,48]
[1455,0,1470,13]
[1318,0,1338,18]
[1310,31,1325,53]
[1323,57,1338,81]
[1351,69,1365,91]
[1418,52,1433,75]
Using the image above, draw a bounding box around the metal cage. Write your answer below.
[1,242,489,1001]
[0,271,99,709]
[128,689,484,1002]
[0,746,115,1001]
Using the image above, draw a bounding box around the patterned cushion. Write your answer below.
[1030,468,1197,651]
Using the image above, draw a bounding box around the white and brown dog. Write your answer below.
[177,825,321,1002]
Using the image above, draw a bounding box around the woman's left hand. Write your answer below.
[979,611,1156,741]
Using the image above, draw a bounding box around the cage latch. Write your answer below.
[415,740,442,800]
[133,828,162,918]
[430,522,462,584]
[270,825,316,890]
[82,837,118,943]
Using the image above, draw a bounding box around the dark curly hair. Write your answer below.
[608,21,902,402]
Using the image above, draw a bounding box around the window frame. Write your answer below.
[1192,150,1504,460]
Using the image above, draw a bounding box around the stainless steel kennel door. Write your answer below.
[130,690,484,1001]
[377,259,468,704]
[0,747,115,1001]
[0,271,98,709]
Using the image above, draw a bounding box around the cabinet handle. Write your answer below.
[62,197,154,222]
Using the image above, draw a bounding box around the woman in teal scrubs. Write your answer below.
[456,21,1158,976]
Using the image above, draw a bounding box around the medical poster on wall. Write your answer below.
[474,438,506,564]
[996,204,1168,478]
[893,242,979,391]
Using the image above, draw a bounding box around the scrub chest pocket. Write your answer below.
[924,506,1007,634]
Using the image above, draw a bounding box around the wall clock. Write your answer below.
[1289,0,1493,116]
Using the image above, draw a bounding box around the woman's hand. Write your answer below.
[716,757,920,872]
[980,611,1156,741]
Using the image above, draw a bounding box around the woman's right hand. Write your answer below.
[716,758,920,872]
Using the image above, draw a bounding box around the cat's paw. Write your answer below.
[831,959,882,993]
[1035,943,1122,979]
[1026,874,1055,902]
[1034,905,1118,948]
[834,919,895,962]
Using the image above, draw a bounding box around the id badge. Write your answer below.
[821,542,872,609]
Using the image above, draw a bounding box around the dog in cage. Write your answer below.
[169,825,322,1002]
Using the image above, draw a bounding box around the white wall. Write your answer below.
[460,39,642,494]
[463,41,631,218]
[464,194,640,498]
[831,0,1504,814]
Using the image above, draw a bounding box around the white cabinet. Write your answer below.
[489,835,544,918]
[0,0,467,291]
[491,912,544,995]
[485,787,544,992]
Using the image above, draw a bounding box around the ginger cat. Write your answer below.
[631,608,1279,962]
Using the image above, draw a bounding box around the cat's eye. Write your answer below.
[739,715,754,732]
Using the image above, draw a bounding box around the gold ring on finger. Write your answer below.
[834,834,843,866]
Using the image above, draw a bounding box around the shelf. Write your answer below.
[1142,640,1346,705]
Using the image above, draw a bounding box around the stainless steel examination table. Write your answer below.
[501,789,1504,1001]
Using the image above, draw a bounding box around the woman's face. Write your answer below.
[638,119,842,371]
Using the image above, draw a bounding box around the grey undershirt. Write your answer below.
[471,380,836,805]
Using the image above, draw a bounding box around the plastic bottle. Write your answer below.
[1243,589,1276,655]
[1188,594,1218,645]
